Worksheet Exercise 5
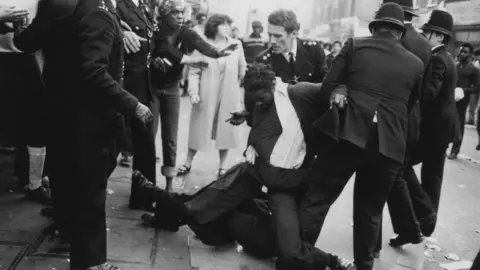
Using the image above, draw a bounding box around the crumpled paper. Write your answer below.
[445,253,460,261]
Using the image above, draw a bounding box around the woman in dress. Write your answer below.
[178,14,247,176]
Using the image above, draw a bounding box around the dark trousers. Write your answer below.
[451,96,470,154]
[418,142,448,219]
[372,144,424,252]
[299,131,401,270]
[48,120,117,268]
[152,83,180,177]
[183,163,334,270]
[477,108,480,145]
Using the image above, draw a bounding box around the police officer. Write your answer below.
[303,3,424,269]
[372,0,432,254]
[414,9,459,237]
[117,0,157,211]
[242,20,268,64]
[255,9,327,83]
[14,0,153,269]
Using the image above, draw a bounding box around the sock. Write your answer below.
[27,146,46,191]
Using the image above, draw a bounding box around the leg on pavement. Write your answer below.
[299,140,360,245]
[270,190,333,270]
[67,133,117,269]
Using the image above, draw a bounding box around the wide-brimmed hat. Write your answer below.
[382,0,418,17]
[369,2,406,35]
[421,9,454,37]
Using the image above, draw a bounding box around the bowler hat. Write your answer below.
[369,3,406,35]
[421,9,454,37]
[382,0,418,17]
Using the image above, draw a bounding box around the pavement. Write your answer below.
[0,96,479,270]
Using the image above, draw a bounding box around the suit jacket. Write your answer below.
[314,33,424,163]
[244,81,325,189]
[420,45,459,145]
[117,0,155,103]
[14,0,138,135]
[255,39,327,83]
[402,24,432,144]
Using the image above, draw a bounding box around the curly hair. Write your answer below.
[204,14,233,39]
[243,63,276,94]
[267,9,300,34]
[461,42,474,53]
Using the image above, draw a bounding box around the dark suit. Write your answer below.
[183,82,339,270]
[414,45,459,234]
[302,33,424,270]
[374,23,433,249]
[14,0,139,268]
[256,39,327,83]
[117,0,157,205]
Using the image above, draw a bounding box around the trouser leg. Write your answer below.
[271,191,332,270]
[451,96,469,154]
[67,133,117,268]
[353,156,399,270]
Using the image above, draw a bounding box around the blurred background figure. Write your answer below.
[193,12,207,36]
[241,20,267,64]
[178,14,247,177]
[325,40,342,69]
[323,42,332,56]
[231,25,240,39]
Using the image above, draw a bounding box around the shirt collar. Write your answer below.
[111,0,117,8]
[283,39,297,60]
[131,0,139,6]
[432,44,444,52]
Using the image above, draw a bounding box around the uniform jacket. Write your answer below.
[313,33,424,163]
[255,38,327,83]
[420,45,459,145]
[14,0,138,135]
[402,23,432,144]
[117,0,155,103]
[242,34,267,64]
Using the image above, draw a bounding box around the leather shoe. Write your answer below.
[389,234,425,248]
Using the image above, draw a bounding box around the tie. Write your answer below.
[288,52,296,80]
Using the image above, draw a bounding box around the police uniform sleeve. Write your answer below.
[13,1,54,53]
[313,42,328,81]
[77,9,139,116]
[423,54,446,100]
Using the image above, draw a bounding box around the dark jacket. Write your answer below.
[420,45,459,145]
[402,23,432,144]
[314,33,424,163]
[150,26,223,89]
[244,82,325,189]
[255,39,328,83]
[117,0,155,103]
[14,0,138,135]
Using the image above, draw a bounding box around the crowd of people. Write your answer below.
[0,0,480,269]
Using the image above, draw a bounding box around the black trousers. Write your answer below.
[472,249,480,270]
[130,118,157,184]
[48,119,118,268]
[451,96,470,155]
[182,163,334,270]
[299,131,401,270]
[372,144,424,253]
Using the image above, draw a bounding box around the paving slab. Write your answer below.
[0,193,50,232]
[152,228,191,270]
[15,257,70,270]
[188,236,275,270]
[0,231,41,244]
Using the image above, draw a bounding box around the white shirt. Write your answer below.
[282,39,297,62]
[269,78,306,169]
[130,0,138,7]
[112,0,117,8]
[0,0,39,53]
